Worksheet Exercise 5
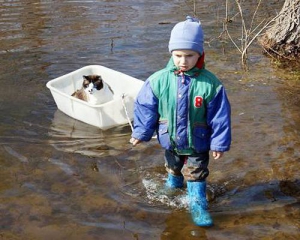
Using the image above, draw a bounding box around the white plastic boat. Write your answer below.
[46,65,144,130]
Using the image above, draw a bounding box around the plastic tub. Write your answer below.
[46,65,144,130]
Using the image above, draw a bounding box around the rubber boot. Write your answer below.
[187,181,213,227]
[166,173,184,188]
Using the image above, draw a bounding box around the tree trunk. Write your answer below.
[259,0,300,61]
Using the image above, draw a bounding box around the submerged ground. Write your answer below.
[0,1,299,239]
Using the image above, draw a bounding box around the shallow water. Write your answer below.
[0,1,300,239]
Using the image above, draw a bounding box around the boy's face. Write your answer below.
[172,50,200,71]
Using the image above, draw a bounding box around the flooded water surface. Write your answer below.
[0,1,299,239]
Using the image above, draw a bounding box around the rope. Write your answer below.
[121,93,134,131]
[121,93,157,139]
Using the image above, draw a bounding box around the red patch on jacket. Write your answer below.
[194,96,203,108]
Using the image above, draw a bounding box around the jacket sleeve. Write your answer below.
[206,86,231,152]
[131,79,159,141]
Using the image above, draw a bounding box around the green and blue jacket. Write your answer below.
[132,57,231,155]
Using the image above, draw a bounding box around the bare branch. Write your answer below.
[250,0,263,33]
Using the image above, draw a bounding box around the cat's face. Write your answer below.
[82,75,103,94]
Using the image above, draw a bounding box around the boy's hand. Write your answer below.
[212,151,223,160]
[129,138,141,146]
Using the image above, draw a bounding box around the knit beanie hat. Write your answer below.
[168,16,204,55]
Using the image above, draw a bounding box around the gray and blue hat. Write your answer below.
[168,16,204,55]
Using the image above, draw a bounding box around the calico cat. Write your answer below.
[71,75,114,104]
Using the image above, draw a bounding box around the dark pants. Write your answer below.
[164,150,209,181]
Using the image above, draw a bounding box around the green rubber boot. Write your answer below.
[187,181,213,227]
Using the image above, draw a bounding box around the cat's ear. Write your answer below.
[83,75,88,80]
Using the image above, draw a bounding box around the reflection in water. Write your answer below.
[3,146,29,163]
[0,0,300,239]
[49,110,113,157]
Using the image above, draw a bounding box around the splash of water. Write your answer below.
[142,178,189,209]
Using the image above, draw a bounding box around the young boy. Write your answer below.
[130,16,231,227]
